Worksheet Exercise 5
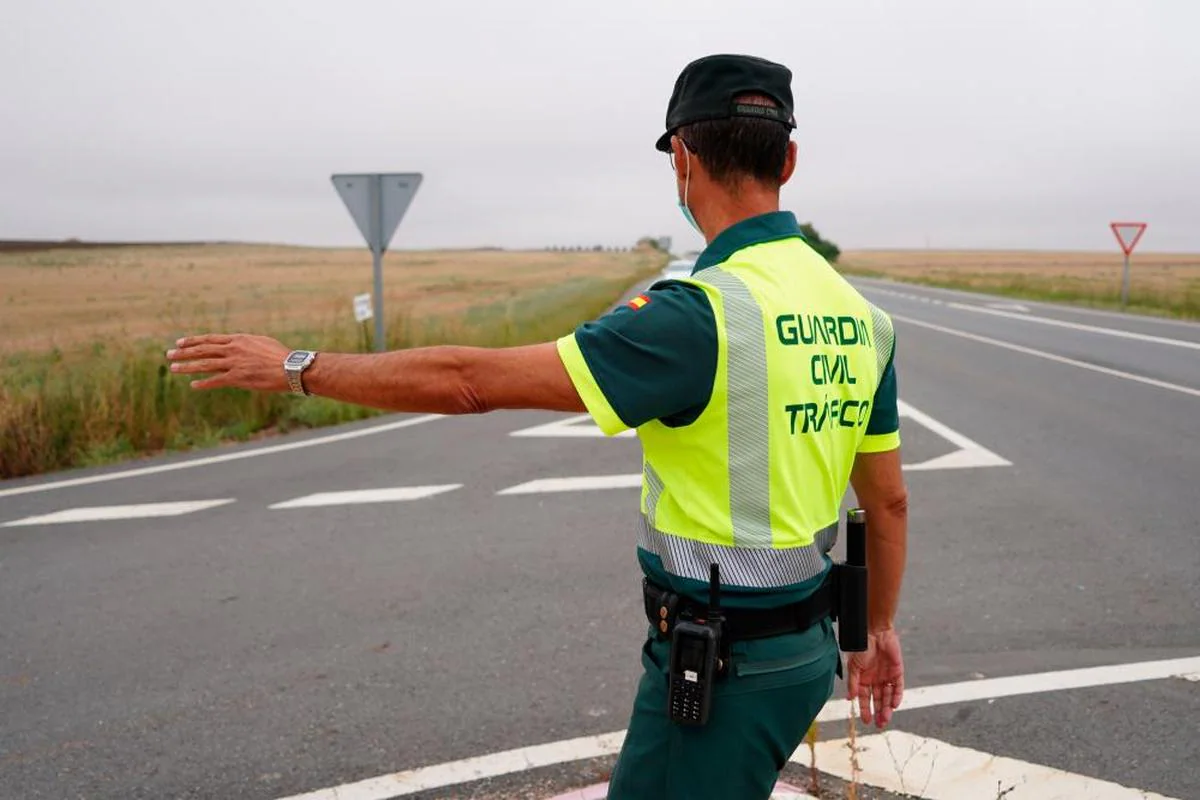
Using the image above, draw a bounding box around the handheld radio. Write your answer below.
[667,564,723,726]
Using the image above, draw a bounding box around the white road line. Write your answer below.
[269,485,462,509]
[898,401,1011,471]
[892,314,1200,398]
[273,655,1200,800]
[814,655,1200,723]
[803,731,1176,799]
[497,475,643,495]
[1,499,235,527]
[274,731,628,800]
[851,277,1200,328]
[0,415,442,499]
[944,300,1200,350]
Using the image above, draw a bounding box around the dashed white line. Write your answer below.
[892,314,1200,398]
[273,655,1200,800]
[269,485,462,509]
[497,475,643,495]
[0,414,443,499]
[804,731,1177,799]
[1,499,235,527]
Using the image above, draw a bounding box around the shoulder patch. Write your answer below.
[628,294,651,310]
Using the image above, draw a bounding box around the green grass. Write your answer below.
[0,264,662,480]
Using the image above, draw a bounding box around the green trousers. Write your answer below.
[606,618,839,800]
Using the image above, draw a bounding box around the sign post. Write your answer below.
[332,173,423,351]
[1110,221,1147,310]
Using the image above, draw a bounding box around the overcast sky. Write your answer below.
[2,0,1196,252]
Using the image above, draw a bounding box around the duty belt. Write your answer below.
[642,570,836,642]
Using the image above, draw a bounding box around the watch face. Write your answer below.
[287,352,310,366]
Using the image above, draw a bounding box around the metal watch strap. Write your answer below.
[285,351,317,396]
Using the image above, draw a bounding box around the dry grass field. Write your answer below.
[0,243,666,479]
[838,249,1200,318]
[0,244,662,356]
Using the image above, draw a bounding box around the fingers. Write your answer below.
[189,374,232,390]
[891,675,905,711]
[175,334,234,349]
[169,359,227,376]
[857,680,873,725]
[877,682,894,728]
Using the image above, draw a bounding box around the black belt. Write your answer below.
[642,571,836,643]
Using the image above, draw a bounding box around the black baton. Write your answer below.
[837,508,869,652]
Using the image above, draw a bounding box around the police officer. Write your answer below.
[167,53,908,800]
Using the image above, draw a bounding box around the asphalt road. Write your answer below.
[1,275,1197,799]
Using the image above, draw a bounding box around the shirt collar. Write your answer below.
[692,210,805,273]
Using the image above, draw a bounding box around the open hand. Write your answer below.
[846,627,904,729]
[166,334,291,392]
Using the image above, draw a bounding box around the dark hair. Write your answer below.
[677,95,790,188]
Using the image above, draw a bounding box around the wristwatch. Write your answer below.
[283,350,318,396]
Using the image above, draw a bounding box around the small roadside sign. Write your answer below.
[353,293,373,323]
[1109,221,1147,310]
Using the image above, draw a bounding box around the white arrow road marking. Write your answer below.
[509,415,636,438]
[803,731,1177,799]
[898,400,1011,471]
[497,475,643,495]
[269,485,461,509]
[1,499,235,527]
[273,655,1200,800]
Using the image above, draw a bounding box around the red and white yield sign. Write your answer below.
[1110,222,1147,255]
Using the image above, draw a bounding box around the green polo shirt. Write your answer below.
[556,211,900,607]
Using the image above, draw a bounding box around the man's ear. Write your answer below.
[670,135,690,179]
[780,140,798,185]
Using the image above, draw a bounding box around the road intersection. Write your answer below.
[1,277,1197,798]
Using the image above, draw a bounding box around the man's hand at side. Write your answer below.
[166,335,586,416]
[847,447,908,728]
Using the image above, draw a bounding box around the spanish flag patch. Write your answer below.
[628,294,651,310]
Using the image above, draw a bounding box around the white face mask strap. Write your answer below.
[682,146,692,211]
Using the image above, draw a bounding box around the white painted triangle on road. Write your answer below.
[269,485,461,510]
[1,499,235,527]
[804,731,1177,799]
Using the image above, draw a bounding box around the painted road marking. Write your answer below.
[274,732,627,800]
[899,400,1010,471]
[813,655,1200,723]
[852,278,1200,328]
[272,655,1200,800]
[0,414,443,499]
[892,314,1200,398]
[269,485,462,509]
[497,475,643,495]
[945,301,1200,351]
[510,414,636,438]
[500,401,1008,494]
[1,499,235,527]
[804,731,1176,799]
[987,301,1030,312]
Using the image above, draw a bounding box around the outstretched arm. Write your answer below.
[166,334,586,415]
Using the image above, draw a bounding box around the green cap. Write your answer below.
[655,53,797,153]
